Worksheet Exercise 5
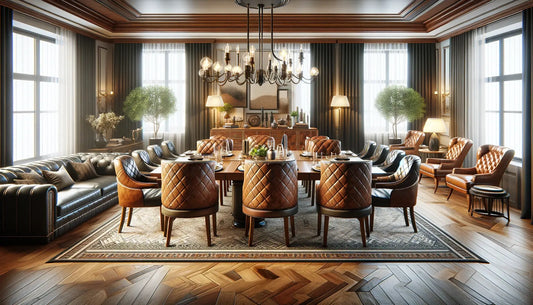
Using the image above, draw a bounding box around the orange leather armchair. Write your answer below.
[309,139,341,156]
[419,137,473,193]
[389,130,425,155]
[114,155,162,233]
[247,135,275,149]
[304,135,329,152]
[197,137,231,155]
[445,144,514,210]
[210,135,234,150]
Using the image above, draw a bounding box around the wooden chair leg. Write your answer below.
[359,217,367,247]
[284,217,290,247]
[370,206,375,232]
[244,215,249,237]
[447,188,454,200]
[317,212,322,236]
[165,217,174,247]
[290,215,295,237]
[248,216,254,246]
[467,193,472,213]
[311,181,316,206]
[322,216,329,247]
[212,213,217,237]
[118,207,126,233]
[163,216,168,237]
[403,207,409,226]
[433,178,439,193]
[223,180,228,197]
[127,207,133,226]
[409,207,417,233]
[205,215,212,246]
[418,173,423,182]
[364,216,370,237]
[159,206,164,231]
[219,182,224,206]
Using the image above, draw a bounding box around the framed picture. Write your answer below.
[249,82,278,110]
[220,81,247,107]
[278,88,290,113]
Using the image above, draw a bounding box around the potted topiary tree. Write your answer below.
[124,85,176,145]
[219,102,233,124]
[375,85,425,144]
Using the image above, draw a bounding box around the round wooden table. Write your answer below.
[468,185,510,225]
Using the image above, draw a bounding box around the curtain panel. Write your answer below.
[338,43,365,152]
[522,8,532,221]
[407,43,438,134]
[1,6,13,166]
[76,34,96,152]
[185,43,212,149]
[113,43,142,138]
[310,43,336,145]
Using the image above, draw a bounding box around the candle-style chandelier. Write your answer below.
[198,0,319,86]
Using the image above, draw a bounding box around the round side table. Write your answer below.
[418,148,447,163]
[468,185,510,225]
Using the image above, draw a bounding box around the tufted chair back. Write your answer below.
[474,145,515,176]
[369,145,389,165]
[375,155,421,188]
[318,161,372,210]
[210,135,234,150]
[147,145,168,165]
[357,141,377,159]
[197,138,230,155]
[305,136,329,152]
[161,140,179,159]
[377,149,406,173]
[247,135,275,149]
[309,139,341,155]
[132,150,158,172]
[404,130,425,147]
[161,161,218,210]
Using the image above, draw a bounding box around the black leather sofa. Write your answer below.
[0,153,121,243]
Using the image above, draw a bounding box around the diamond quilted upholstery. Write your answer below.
[305,136,329,151]
[210,135,234,150]
[161,161,218,210]
[132,150,158,172]
[247,135,275,149]
[445,137,472,160]
[369,145,389,165]
[357,141,377,159]
[475,145,513,174]
[243,160,298,210]
[161,140,179,159]
[114,155,160,208]
[404,130,424,147]
[309,139,341,155]
[197,138,231,155]
[378,150,405,173]
[318,161,372,210]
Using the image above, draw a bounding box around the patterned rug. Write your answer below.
[50,187,486,263]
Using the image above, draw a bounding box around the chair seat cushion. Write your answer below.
[142,188,162,206]
[420,163,452,177]
[56,188,102,217]
[445,173,474,190]
[371,188,393,206]
[71,175,117,195]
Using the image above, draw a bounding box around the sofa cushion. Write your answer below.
[56,188,102,217]
[17,171,48,184]
[67,160,99,181]
[71,175,117,196]
[43,166,75,191]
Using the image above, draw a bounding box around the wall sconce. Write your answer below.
[98,90,114,104]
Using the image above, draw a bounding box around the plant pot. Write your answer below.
[95,133,107,148]
[388,138,402,145]
[149,138,163,146]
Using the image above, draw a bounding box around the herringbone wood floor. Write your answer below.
[1,178,532,304]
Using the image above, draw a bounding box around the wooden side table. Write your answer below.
[468,185,510,225]
[87,141,144,153]
[418,147,447,162]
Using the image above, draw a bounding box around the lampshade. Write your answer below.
[205,95,224,107]
[423,118,448,133]
[330,95,350,108]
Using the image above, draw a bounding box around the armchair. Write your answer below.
[356,141,377,159]
[389,130,425,155]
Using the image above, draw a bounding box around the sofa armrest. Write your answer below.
[0,184,57,243]
[426,158,452,164]
[472,173,499,185]
[452,167,476,174]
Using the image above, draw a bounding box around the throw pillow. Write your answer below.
[13,179,37,185]
[16,171,48,184]
[42,166,75,191]
[68,160,98,181]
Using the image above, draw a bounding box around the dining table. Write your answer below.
[151,150,386,228]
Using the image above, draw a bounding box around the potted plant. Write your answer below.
[375,86,425,144]
[87,112,124,148]
[124,85,176,145]
[249,145,268,160]
[219,102,233,123]
[290,111,298,127]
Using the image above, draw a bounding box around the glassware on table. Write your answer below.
[276,144,285,160]
[267,138,274,150]
[313,151,320,166]
[330,152,337,160]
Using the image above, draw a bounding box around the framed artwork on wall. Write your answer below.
[249,82,278,110]
[278,88,290,113]
[220,81,247,107]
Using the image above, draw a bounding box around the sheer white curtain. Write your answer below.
[56,27,76,155]
[363,43,408,144]
[142,43,186,151]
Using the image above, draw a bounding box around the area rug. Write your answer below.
[50,188,486,263]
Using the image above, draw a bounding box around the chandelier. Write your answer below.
[198,0,319,86]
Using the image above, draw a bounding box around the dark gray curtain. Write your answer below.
[185,43,212,149]
[1,6,13,166]
[522,8,532,221]
[113,43,142,138]
[338,43,364,152]
[407,43,438,137]
[450,33,468,140]
[76,34,96,152]
[310,43,336,141]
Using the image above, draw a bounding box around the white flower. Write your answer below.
[87,112,124,134]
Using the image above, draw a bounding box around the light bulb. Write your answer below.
[310,67,319,76]
[200,57,213,70]
[213,61,222,72]
[287,63,293,73]
[243,53,250,64]
[232,66,243,75]
[249,45,255,57]
[295,64,302,74]
[198,69,205,77]
[225,43,231,53]
[280,49,288,60]
[224,64,232,72]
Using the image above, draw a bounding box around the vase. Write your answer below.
[95,133,107,148]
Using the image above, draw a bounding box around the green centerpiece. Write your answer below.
[249,145,268,160]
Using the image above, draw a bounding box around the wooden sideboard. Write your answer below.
[210,127,319,150]
[87,141,144,153]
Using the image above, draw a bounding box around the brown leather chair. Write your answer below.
[132,149,158,173]
[372,149,405,177]
[317,160,372,247]
[419,137,473,193]
[114,155,162,233]
[368,144,389,164]
[196,138,230,155]
[389,130,425,155]
[242,159,298,247]
[357,141,377,159]
[147,145,174,165]
[210,135,234,150]
[161,160,219,247]
[371,155,421,233]
[309,139,341,156]
[161,140,180,159]
[247,135,275,149]
[445,144,515,210]
[305,135,329,152]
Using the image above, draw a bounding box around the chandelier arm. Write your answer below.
[270,4,282,62]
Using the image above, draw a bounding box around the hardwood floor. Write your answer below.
[1,178,532,304]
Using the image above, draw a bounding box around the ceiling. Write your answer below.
[4,0,532,41]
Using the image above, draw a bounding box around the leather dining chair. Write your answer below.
[114,155,162,233]
[197,137,230,155]
[389,130,425,155]
[247,135,275,149]
[242,159,298,247]
[309,139,342,156]
[132,149,158,173]
[445,144,514,210]
[372,149,406,177]
[356,141,377,159]
[371,155,421,233]
[368,144,389,164]
[147,145,174,165]
[317,160,373,247]
[210,135,234,150]
[305,135,329,152]
[161,160,219,247]
[419,137,473,193]
[161,140,180,159]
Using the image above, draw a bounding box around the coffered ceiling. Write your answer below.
[3,0,532,41]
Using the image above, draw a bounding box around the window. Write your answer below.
[484,29,522,158]
[13,28,59,162]
[142,43,186,144]
[363,43,408,141]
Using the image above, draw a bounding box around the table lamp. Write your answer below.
[423,118,447,151]
[205,95,224,127]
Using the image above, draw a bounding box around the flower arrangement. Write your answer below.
[87,112,124,135]
[249,145,268,159]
